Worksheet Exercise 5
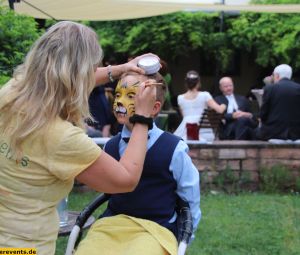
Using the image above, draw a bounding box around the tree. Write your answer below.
[0,6,40,82]
[91,12,234,71]
[92,7,300,72]
[2,1,300,86]
[228,7,300,68]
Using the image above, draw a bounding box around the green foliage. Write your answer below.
[189,193,300,255]
[213,166,241,194]
[0,74,10,87]
[295,177,300,192]
[91,9,300,71]
[228,12,300,68]
[200,171,216,194]
[91,12,234,71]
[3,1,300,77]
[0,5,41,77]
[259,164,292,193]
[56,191,300,255]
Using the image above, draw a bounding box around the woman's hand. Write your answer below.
[207,99,227,114]
[95,53,160,86]
[134,80,157,117]
[122,53,161,75]
[220,104,227,113]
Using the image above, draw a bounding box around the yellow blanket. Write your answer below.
[75,214,178,255]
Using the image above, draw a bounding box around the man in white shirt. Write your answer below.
[214,77,258,140]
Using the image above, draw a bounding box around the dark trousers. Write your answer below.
[221,117,258,140]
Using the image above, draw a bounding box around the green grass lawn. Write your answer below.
[56,190,300,255]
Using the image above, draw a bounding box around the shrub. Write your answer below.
[213,166,241,194]
[295,177,300,193]
[259,164,292,193]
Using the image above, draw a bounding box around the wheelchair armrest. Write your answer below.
[75,193,110,228]
[177,198,193,245]
[66,193,111,255]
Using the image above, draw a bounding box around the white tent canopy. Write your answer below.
[2,0,300,21]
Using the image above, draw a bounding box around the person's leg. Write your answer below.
[220,122,235,140]
[253,126,263,140]
[234,117,256,140]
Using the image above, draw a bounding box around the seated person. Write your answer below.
[214,76,258,140]
[87,86,113,137]
[255,64,300,141]
[75,72,201,255]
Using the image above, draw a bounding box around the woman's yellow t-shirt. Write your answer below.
[0,118,101,255]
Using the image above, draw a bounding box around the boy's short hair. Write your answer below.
[120,72,167,105]
[147,72,167,104]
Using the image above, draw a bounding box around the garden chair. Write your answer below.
[65,193,193,255]
[199,108,224,140]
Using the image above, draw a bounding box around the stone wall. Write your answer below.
[188,141,300,191]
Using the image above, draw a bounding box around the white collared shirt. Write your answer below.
[226,94,239,113]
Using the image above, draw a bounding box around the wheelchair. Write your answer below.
[65,193,193,255]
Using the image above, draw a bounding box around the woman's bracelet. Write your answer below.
[129,114,153,129]
[107,65,114,82]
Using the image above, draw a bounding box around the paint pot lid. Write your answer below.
[138,56,160,75]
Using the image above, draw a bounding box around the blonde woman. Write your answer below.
[0,21,157,255]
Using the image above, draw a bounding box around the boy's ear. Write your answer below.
[152,101,162,117]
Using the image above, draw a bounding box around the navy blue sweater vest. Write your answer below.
[102,132,180,234]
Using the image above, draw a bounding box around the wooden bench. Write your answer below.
[199,109,224,140]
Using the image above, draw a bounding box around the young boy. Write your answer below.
[102,72,201,237]
[75,72,200,255]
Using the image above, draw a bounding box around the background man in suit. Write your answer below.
[215,76,258,140]
[255,64,300,140]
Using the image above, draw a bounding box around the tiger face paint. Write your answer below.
[113,75,140,124]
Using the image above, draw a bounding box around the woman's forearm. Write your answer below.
[95,65,126,86]
[207,99,226,113]
[76,123,149,193]
[119,123,149,186]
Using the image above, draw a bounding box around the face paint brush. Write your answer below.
[145,83,164,88]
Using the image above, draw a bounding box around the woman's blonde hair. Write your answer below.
[0,21,102,157]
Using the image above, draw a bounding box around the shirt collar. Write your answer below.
[121,122,158,138]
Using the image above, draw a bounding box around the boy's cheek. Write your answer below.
[127,107,136,117]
